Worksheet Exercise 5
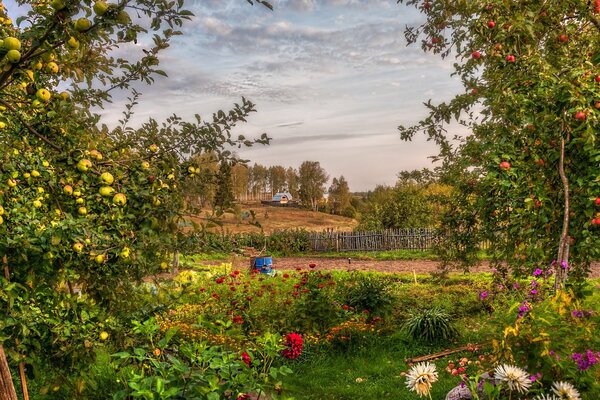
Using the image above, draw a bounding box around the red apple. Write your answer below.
[499,161,511,170]
[472,51,482,59]
[575,111,587,121]
[559,34,569,43]
[487,21,495,28]
[595,75,600,82]
[595,197,600,206]
[505,54,516,62]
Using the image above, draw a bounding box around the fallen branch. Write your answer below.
[405,342,490,364]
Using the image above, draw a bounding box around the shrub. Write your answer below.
[403,307,459,343]
[339,273,394,317]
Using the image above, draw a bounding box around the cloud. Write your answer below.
[275,121,305,127]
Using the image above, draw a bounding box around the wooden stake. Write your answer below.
[18,363,28,400]
[413,269,418,284]
[0,345,18,400]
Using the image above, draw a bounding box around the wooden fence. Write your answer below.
[308,228,439,252]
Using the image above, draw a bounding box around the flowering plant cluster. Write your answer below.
[406,361,583,400]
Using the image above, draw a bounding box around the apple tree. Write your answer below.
[396,0,600,283]
[0,0,270,385]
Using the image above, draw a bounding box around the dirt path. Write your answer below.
[233,257,600,278]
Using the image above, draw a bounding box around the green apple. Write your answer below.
[149,143,158,153]
[75,198,84,204]
[94,254,105,264]
[7,179,17,188]
[89,150,103,161]
[72,242,84,252]
[152,197,161,206]
[0,215,3,225]
[119,247,130,258]
[73,189,81,197]
[141,161,150,170]
[116,10,130,24]
[75,18,92,32]
[3,37,21,51]
[31,170,41,177]
[59,91,70,101]
[113,193,127,206]
[66,37,79,50]
[36,88,51,102]
[99,172,114,185]
[50,0,66,10]
[0,205,4,215]
[23,172,31,179]
[6,50,21,63]
[99,186,114,197]
[93,1,109,15]
[77,159,93,172]
[46,62,59,74]
[41,52,55,62]
[78,206,87,215]
[0,122,6,129]
[99,331,109,340]
[33,200,42,208]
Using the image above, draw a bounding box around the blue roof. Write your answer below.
[272,192,292,201]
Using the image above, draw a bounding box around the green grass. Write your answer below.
[282,335,462,400]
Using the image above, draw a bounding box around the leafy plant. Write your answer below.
[403,307,459,343]
[340,273,394,317]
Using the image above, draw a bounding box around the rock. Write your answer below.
[445,385,473,400]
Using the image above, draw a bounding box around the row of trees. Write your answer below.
[183,157,354,214]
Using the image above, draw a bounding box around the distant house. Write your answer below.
[261,192,297,207]
[272,192,293,204]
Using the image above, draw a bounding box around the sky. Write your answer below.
[11,0,467,191]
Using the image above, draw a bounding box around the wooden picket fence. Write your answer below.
[308,228,439,252]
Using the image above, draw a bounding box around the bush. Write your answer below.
[339,273,394,317]
[403,307,459,343]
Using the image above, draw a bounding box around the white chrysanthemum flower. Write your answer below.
[552,381,581,400]
[494,364,531,394]
[534,394,559,400]
[405,362,438,397]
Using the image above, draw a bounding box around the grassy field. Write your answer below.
[188,203,358,234]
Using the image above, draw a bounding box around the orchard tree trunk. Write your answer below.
[0,345,18,400]
[554,136,570,291]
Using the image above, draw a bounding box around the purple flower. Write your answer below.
[533,268,543,277]
[561,260,569,270]
[572,350,600,371]
[530,289,538,295]
[518,301,531,317]
[513,283,520,289]
[480,291,488,300]
[531,279,539,287]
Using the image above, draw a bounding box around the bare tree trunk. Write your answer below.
[554,136,570,291]
[0,345,18,400]
[172,250,179,274]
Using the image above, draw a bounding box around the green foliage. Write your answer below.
[397,0,600,278]
[403,307,459,343]
[339,273,394,317]
[356,174,451,230]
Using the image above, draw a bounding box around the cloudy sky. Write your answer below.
[16,0,467,191]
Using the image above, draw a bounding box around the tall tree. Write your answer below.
[214,161,235,208]
[286,167,300,199]
[0,0,270,389]
[298,161,329,211]
[328,175,352,216]
[249,163,269,199]
[268,165,287,195]
[231,163,250,201]
[397,0,600,281]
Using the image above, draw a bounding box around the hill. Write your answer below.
[189,203,358,234]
